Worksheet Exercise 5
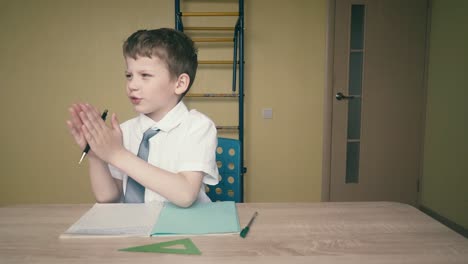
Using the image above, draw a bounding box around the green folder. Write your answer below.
[152,201,240,236]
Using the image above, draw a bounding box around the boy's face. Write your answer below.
[125,55,179,121]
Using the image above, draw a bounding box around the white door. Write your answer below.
[329,0,429,205]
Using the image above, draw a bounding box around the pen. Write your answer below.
[240,211,258,238]
[78,109,108,164]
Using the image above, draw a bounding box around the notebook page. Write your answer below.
[62,201,163,237]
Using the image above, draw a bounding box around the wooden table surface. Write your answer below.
[1,202,467,263]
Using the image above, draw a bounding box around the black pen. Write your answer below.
[78,109,108,164]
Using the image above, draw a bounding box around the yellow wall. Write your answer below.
[421,0,468,228]
[0,0,326,204]
[244,0,325,201]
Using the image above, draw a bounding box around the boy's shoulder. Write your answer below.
[181,109,216,130]
[185,109,213,123]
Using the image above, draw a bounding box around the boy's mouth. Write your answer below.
[130,96,142,104]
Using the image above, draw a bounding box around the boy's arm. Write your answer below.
[67,103,122,203]
[111,151,203,207]
[88,155,123,203]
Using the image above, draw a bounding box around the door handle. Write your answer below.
[335,92,355,101]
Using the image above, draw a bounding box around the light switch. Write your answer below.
[262,108,273,119]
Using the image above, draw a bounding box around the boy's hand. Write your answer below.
[66,103,90,150]
[79,104,125,164]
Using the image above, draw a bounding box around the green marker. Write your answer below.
[240,211,258,238]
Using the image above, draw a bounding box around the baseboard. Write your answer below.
[419,205,467,238]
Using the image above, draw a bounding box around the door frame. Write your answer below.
[321,0,432,204]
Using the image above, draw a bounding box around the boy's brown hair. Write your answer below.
[123,28,198,96]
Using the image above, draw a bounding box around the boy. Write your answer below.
[66,28,219,207]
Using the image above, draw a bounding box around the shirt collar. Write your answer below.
[137,101,189,134]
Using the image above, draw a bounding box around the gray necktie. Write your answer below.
[123,128,160,203]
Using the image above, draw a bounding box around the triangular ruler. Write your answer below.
[119,238,201,255]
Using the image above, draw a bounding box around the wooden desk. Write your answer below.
[1,202,467,263]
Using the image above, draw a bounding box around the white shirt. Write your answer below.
[109,102,219,203]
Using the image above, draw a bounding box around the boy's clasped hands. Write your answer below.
[66,103,125,164]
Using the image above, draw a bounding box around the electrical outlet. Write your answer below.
[262,108,273,119]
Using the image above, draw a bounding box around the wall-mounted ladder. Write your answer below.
[175,0,246,202]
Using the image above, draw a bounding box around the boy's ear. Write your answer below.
[174,73,190,95]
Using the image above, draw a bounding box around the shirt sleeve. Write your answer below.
[177,114,219,185]
[108,164,124,180]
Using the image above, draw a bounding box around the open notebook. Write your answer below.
[61,201,240,238]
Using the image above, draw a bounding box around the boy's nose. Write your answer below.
[127,80,139,91]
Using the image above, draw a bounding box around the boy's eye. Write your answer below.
[125,73,132,79]
[142,73,152,78]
